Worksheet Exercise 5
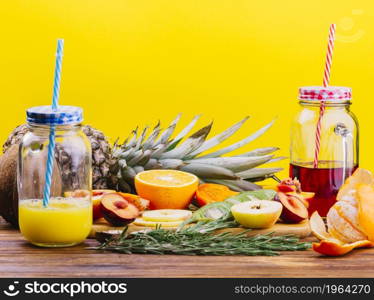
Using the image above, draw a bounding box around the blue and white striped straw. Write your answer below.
[52,39,64,110]
[43,39,64,207]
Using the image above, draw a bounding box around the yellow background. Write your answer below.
[1,0,373,178]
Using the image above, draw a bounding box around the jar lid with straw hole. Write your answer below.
[26,105,83,125]
[298,86,352,101]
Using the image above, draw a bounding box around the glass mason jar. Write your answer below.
[289,87,359,217]
[18,106,92,247]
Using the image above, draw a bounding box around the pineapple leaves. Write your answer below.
[235,147,279,157]
[180,163,238,180]
[159,123,212,159]
[113,115,282,193]
[204,179,261,192]
[167,114,201,150]
[155,113,182,146]
[236,168,283,180]
[198,119,276,158]
[186,155,274,172]
[185,116,249,159]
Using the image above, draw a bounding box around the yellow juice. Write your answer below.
[19,197,92,247]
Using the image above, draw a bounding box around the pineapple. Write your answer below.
[109,115,283,192]
[3,115,283,193]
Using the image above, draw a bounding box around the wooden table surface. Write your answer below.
[1,217,374,278]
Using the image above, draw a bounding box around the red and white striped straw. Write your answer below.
[313,24,336,168]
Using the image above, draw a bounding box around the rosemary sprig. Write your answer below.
[93,218,311,256]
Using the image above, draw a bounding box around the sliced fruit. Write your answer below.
[310,211,331,241]
[100,193,139,226]
[133,217,182,228]
[313,239,374,256]
[357,184,374,242]
[92,197,103,220]
[142,209,192,222]
[231,200,282,229]
[275,192,308,224]
[118,192,150,211]
[326,201,367,243]
[92,189,116,220]
[277,184,295,193]
[337,168,374,202]
[287,192,312,209]
[64,189,91,198]
[277,178,301,193]
[196,183,238,207]
[93,189,116,196]
[134,170,199,209]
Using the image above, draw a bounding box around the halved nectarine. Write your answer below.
[92,189,116,220]
[275,192,308,224]
[100,193,139,226]
[286,192,313,209]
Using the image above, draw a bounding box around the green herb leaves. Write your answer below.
[94,219,311,256]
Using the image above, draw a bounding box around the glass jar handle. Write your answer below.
[334,123,352,184]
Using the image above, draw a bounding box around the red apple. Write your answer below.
[275,192,308,224]
[100,193,139,226]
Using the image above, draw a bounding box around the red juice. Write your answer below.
[289,163,358,217]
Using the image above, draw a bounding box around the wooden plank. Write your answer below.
[90,219,311,239]
[1,217,374,278]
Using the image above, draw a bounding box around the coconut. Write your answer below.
[0,145,19,227]
[0,144,63,228]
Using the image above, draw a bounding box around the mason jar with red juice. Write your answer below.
[289,86,358,217]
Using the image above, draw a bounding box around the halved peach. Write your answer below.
[287,192,313,209]
[100,193,139,226]
[92,189,116,220]
[277,184,295,193]
[275,192,308,224]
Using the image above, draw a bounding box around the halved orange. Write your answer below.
[134,170,199,209]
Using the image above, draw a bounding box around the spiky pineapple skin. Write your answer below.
[3,124,113,190]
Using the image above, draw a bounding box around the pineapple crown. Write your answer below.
[110,114,284,193]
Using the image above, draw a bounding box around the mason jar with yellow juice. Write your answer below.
[18,106,92,247]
